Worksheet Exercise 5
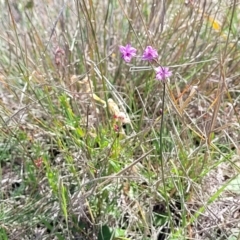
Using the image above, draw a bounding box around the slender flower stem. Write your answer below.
[129,66,152,72]
[159,83,166,188]
[159,83,165,168]
[159,82,172,225]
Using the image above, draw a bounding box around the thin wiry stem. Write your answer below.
[159,82,173,227]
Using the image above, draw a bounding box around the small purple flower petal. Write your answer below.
[119,44,137,62]
[155,67,172,82]
[142,46,158,61]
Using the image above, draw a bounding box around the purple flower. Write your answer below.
[142,46,158,61]
[155,67,172,81]
[119,44,137,62]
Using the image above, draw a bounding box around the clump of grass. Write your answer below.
[0,0,240,239]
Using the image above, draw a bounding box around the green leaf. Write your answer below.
[225,174,240,194]
[0,227,8,240]
[25,0,34,9]
[98,225,114,240]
